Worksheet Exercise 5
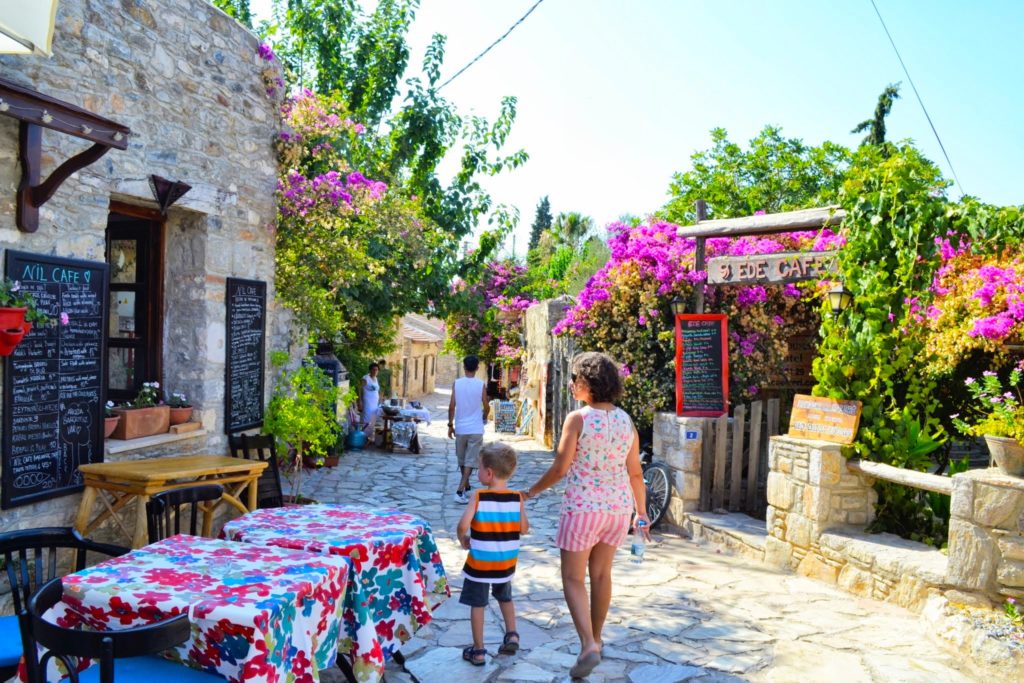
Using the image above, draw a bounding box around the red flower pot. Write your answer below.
[0,327,26,356]
[104,416,120,439]
[0,307,26,330]
[169,406,193,425]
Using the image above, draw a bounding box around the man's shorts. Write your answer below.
[556,511,631,551]
[459,577,513,607]
[456,434,483,469]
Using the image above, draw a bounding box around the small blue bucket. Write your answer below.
[345,429,367,450]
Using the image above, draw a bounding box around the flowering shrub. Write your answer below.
[951,364,1024,442]
[446,261,537,364]
[925,246,1024,374]
[555,220,824,427]
[0,278,52,325]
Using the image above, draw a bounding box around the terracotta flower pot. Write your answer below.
[103,415,120,439]
[984,435,1024,477]
[111,405,171,440]
[169,406,193,425]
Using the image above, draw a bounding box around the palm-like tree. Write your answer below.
[551,212,594,251]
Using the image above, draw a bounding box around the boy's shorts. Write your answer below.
[459,578,512,607]
[556,511,631,551]
[455,434,483,469]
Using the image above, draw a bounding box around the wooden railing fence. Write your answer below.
[699,398,780,516]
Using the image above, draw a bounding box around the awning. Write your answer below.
[0,0,58,56]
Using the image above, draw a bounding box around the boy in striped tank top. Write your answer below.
[457,442,529,666]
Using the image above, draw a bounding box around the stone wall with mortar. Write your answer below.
[0,0,286,541]
[652,412,706,525]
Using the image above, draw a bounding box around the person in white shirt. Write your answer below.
[448,355,489,504]
[359,363,381,431]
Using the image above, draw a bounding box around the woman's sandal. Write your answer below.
[462,646,487,666]
[568,649,601,679]
[498,630,520,655]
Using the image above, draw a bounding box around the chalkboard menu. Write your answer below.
[3,251,108,509]
[675,314,729,417]
[225,278,266,433]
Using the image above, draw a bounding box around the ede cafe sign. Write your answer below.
[707,251,836,285]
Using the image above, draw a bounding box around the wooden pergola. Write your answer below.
[677,202,846,312]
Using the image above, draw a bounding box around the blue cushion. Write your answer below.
[78,656,223,683]
[0,615,23,665]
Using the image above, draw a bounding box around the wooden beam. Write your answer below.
[678,206,846,239]
[847,460,952,495]
[0,76,129,149]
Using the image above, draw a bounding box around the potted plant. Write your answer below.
[0,278,51,355]
[262,352,340,502]
[110,381,171,440]
[103,401,120,439]
[952,364,1024,476]
[167,391,193,425]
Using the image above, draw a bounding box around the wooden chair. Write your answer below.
[145,485,225,544]
[228,433,285,508]
[0,527,129,680]
[20,577,220,683]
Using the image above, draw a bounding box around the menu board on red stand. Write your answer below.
[675,314,729,417]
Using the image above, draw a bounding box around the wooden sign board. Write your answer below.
[787,394,862,444]
[675,314,729,417]
[707,251,837,285]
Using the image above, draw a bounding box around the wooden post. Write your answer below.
[729,404,746,511]
[711,413,729,510]
[693,200,707,314]
[746,401,763,513]
[699,420,714,511]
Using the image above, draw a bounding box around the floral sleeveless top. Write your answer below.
[561,406,635,514]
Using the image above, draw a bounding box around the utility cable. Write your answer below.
[870,0,966,196]
[437,0,545,91]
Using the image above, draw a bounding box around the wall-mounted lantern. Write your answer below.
[828,283,854,319]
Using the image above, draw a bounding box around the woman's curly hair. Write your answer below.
[572,351,623,403]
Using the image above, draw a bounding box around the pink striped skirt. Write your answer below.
[556,510,631,551]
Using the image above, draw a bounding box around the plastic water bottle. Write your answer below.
[630,521,647,564]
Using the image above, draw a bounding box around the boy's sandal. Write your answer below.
[498,630,520,655]
[462,646,487,666]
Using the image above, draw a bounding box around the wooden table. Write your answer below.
[74,455,267,548]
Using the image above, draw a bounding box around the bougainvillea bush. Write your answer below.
[446,261,537,365]
[275,91,453,357]
[554,220,830,429]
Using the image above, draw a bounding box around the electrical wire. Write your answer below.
[870,0,965,196]
[437,0,545,91]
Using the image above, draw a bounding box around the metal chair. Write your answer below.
[0,527,130,680]
[228,433,285,508]
[145,485,225,544]
[19,577,220,683]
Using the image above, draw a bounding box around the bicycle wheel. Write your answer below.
[643,462,671,527]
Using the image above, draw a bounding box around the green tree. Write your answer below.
[551,212,594,250]
[662,126,850,224]
[528,195,552,251]
[851,83,901,147]
[212,0,253,27]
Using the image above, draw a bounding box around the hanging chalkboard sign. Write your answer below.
[3,250,108,509]
[225,277,266,433]
[675,314,729,417]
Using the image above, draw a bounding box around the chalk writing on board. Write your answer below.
[225,278,266,433]
[3,251,108,509]
[676,314,729,417]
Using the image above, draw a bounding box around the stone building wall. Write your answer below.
[0,0,285,538]
[652,412,704,524]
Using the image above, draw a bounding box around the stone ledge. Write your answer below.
[104,428,209,455]
[681,511,766,563]
[820,529,949,586]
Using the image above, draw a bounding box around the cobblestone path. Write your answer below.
[304,390,975,682]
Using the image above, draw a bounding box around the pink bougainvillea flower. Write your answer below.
[60,312,69,325]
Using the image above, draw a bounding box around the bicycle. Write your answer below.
[640,442,671,527]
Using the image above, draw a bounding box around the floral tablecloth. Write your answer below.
[221,504,450,682]
[47,534,351,683]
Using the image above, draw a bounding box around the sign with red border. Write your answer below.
[675,314,729,417]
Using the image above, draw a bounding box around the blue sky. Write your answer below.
[251,0,1024,257]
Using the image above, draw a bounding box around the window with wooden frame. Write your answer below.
[105,202,164,404]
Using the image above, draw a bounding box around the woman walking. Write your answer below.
[523,351,649,679]
[359,362,381,432]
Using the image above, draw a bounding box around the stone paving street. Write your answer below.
[304,390,978,682]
